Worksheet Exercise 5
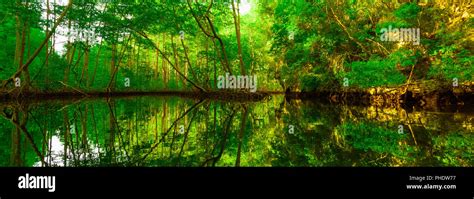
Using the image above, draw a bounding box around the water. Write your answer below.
[0,95,473,167]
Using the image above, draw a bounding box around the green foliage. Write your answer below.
[0,1,471,92]
[337,121,416,159]
[390,49,419,68]
[394,3,421,20]
[0,95,472,167]
[0,0,473,170]
[375,21,411,34]
[301,73,322,91]
[301,72,339,91]
[428,45,474,82]
[432,132,474,166]
[342,57,406,88]
[0,120,12,166]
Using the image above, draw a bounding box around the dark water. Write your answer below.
[0,95,473,167]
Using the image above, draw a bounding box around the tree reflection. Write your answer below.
[0,96,473,167]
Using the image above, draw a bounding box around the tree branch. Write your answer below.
[135,30,206,92]
[2,0,74,89]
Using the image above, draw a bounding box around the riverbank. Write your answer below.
[287,80,474,109]
[1,80,473,106]
[0,90,276,103]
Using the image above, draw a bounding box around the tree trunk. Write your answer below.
[155,37,159,79]
[45,0,50,85]
[232,1,246,76]
[80,45,90,86]
[162,34,168,89]
[135,31,206,91]
[64,43,75,89]
[171,36,186,88]
[90,41,102,88]
[18,4,29,91]
[109,43,117,92]
[2,0,73,89]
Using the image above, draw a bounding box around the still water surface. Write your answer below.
[0,95,473,167]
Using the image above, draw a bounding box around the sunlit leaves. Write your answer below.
[343,58,406,88]
[432,132,474,166]
[394,3,421,20]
